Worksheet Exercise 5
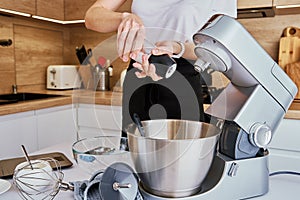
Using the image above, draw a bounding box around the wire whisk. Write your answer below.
[13,158,74,200]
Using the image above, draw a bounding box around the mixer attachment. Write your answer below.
[100,162,140,200]
[13,158,73,200]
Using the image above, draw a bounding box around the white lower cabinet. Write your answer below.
[0,111,37,160]
[77,104,122,139]
[0,105,77,160]
[36,105,77,150]
[269,118,300,173]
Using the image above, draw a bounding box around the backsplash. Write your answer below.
[0,13,299,94]
[0,15,69,94]
[239,14,300,64]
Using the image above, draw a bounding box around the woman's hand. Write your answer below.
[132,53,163,81]
[151,41,177,57]
[131,41,176,81]
[117,12,145,62]
[153,40,197,61]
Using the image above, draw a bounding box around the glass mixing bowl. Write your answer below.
[72,136,132,174]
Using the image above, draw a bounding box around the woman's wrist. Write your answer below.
[122,12,131,19]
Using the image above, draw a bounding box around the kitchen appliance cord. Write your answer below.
[269,171,300,177]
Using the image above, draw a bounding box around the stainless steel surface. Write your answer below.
[140,153,269,200]
[21,145,33,170]
[113,182,132,191]
[127,119,220,198]
[12,84,17,94]
[96,68,110,91]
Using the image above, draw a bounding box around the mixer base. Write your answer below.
[140,181,202,198]
[140,153,269,200]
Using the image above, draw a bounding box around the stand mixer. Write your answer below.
[72,15,297,200]
[138,15,298,200]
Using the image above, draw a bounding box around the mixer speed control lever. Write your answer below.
[228,162,239,177]
[249,123,272,149]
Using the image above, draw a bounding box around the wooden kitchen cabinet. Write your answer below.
[238,0,273,9]
[0,0,132,22]
[0,16,15,94]
[14,24,64,90]
[64,0,95,21]
[77,104,122,139]
[36,0,64,20]
[0,111,38,160]
[64,0,132,21]
[0,0,35,14]
[274,0,300,6]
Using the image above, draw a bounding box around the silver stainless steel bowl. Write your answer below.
[126,119,221,198]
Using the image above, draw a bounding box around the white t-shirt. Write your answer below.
[131,0,237,46]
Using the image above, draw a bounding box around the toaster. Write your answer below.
[47,65,81,90]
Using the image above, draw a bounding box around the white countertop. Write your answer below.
[1,143,300,200]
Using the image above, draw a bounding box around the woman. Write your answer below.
[85,0,237,135]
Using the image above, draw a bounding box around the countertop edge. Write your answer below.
[0,90,299,120]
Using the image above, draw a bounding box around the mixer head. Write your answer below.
[193,15,297,159]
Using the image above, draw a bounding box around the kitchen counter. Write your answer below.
[285,99,300,119]
[1,142,300,200]
[0,89,299,120]
[0,89,122,116]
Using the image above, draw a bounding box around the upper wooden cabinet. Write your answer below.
[4,0,298,22]
[273,0,300,15]
[64,0,95,21]
[64,0,132,21]
[274,0,300,6]
[116,0,132,12]
[238,0,273,9]
[238,0,300,9]
[0,0,35,14]
[36,0,64,20]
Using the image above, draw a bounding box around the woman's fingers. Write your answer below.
[135,71,147,78]
[141,53,149,74]
[132,54,162,81]
[134,65,162,81]
[132,62,144,71]
[117,13,145,62]
[152,41,174,56]
[117,19,129,59]
[130,26,145,59]
[122,22,140,61]
[148,64,163,81]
